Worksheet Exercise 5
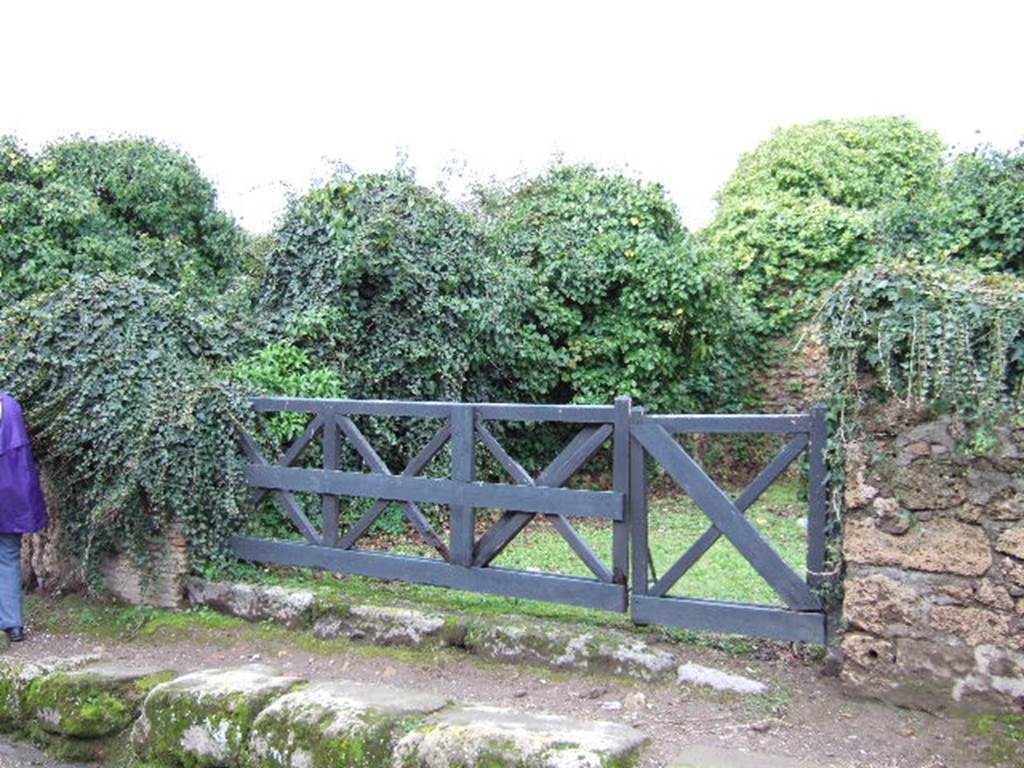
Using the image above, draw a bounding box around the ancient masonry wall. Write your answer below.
[840,402,1024,711]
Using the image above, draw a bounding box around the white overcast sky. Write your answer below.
[3,1,1022,233]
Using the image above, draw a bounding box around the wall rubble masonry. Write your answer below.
[841,403,1024,711]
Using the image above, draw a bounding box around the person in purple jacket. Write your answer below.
[0,393,48,642]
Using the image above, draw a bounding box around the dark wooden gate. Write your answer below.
[232,397,829,642]
[233,397,630,611]
[628,406,828,643]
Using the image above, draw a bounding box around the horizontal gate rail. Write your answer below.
[631,595,825,644]
[246,465,625,520]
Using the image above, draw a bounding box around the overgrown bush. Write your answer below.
[0,275,253,580]
[821,261,1024,420]
[707,117,947,334]
[255,169,516,404]
[479,164,752,412]
[0,136,243,302]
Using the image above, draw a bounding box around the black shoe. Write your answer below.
[4,627,24,642]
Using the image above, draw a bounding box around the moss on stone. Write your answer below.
[24,671,140,739]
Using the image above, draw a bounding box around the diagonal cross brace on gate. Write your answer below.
[231,397,830,643]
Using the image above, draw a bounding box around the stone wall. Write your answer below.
[840,402,1024,711]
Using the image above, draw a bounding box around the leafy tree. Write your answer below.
[706,117,947,333]
[480,164,751,412]
[0,136,243,301]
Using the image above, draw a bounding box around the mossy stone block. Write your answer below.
[394,705,647,768]
[249,680,447,767]
[132,665,303,768]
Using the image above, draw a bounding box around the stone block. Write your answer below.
[312,605,466,647]
[996,527,1024,560]
[891,462,966,510]
[132,665,303,767]
[843,517,991,576]
[930,606,1011,646]
[249,681,447,768]
[393,705,646,768]
[843,573,920,635]
[186,580,316,629]
[465,622,676,681]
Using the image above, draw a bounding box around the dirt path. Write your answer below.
[4,611,999,768]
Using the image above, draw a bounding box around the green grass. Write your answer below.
[219,481,810,634]
[971,714,1024,766]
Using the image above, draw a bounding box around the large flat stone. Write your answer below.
[466,622,676,681]
[672,745,813,767]
[249,680,448,767]
[395,705,646,768]
[25,663,176,739]
[0,655,100,729]
[313,604,467,647]
[676,663,767,695]
[132,665,303,767]
[186,579,316,629]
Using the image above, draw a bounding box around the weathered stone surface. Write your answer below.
[897,419,955,453]
[871,496,911,535]
[186,580,316,629]
[466,623,676,681]
[996,527,1024,560]
[394,705,646,768]
[954,645,1024,707]
[1003,557,1024,589]
[249,681,447,768]
[25,664,175,739]
[676,663,766,695]
[843,574,919,635]
[891,461,966,510]
[930,606,1011,646]
[843,517,992,576]
[842,633,895,671]
[313,605,466,648]
[976,580,1014,611]
[0,655,100,728]
[844,468,878,510]
[132,665,302,767]
[672,745,814,768]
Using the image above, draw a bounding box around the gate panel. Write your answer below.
[233,397,629,612]
[629,406,828,643]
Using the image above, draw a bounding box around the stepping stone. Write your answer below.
[0,655,101,728]
[25,663,177,739]
[466,622,677,681]
[313,604,467,647]
[394,704,647,768]
[187,579,316,629]
[249,680,448,767]
[677,662,767,694]
[132,665,303,768]
[672,745,813,768]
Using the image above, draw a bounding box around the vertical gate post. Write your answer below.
[629,407,649,603]
[807,403,828,589]
[322,414,339,547]
[450,404,476,566]
[612,396,631,589]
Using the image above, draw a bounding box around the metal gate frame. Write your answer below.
[232,397,829,643]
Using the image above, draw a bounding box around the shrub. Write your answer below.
[0,275,253,579]
[821,261,1024,420]
[707,117,947,334]
[479,164,752,413]
[0,136,243,302]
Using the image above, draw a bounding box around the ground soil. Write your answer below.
[3,597,1010,768]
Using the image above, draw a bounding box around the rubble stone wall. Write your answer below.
[840,402,1024,711]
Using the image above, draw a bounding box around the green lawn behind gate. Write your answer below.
[240,480,810,635]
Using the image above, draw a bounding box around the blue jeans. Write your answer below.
[0,534,23,630]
